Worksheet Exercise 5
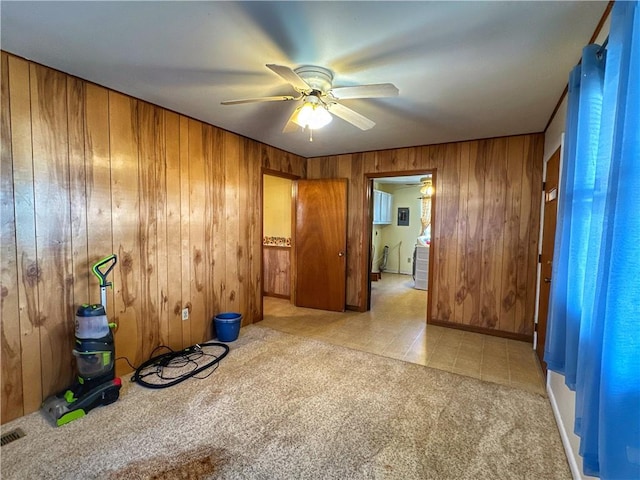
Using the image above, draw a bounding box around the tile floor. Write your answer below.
[260,273,546,395]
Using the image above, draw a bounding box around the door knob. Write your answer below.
[338,251,345,257]
[544,277,552,283]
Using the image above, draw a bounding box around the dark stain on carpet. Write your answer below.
[106,446,228,479]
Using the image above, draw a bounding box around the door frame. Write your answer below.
[260,168,300,319]
[533,135,564,351]
[361,169,437,321]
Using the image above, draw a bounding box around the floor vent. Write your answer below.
[1,428,25,446]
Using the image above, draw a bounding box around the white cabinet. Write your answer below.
[373,190,393,225]
[414,245,429,290]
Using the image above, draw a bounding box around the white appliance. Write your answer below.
[414,245,429,290]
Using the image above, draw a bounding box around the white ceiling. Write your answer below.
[377,175,430,186]
[1,1,608,158]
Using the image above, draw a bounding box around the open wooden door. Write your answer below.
[536,148,561,375]
[294,179,347,311]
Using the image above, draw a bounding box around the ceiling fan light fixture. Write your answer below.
[419,177,434,197]
[293,102,332,130]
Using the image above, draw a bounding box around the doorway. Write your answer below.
[365,172,435,320]
[262,173,348,313]
[262,170,298,307]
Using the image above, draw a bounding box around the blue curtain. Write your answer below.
[544,1,640,478]
[544,44,605,386]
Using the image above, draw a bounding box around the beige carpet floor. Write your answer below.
[1,325,570,479]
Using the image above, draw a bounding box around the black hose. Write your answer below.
[132,342,229,389]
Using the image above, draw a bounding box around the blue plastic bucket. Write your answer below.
[213,312,242,342]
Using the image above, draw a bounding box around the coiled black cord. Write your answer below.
[132,342,230,389]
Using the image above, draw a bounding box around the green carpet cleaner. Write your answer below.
[42,254,122,426]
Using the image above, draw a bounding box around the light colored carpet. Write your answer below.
[1,325,570,479]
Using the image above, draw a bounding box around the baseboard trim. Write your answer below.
[427,319,533,342]
[547,376,583,480]
[263,293,290,300]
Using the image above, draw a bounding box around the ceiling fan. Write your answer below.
[221,64,399,138]
[419,176,434,197]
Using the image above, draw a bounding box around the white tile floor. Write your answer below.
[260,273,546,395]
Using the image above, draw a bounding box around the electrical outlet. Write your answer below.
[182,308,189,321]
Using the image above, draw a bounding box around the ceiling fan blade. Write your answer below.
[329,83,399,100]
[266,64,312,92]
[282,106,302,133]
[221,95,296,105]
[328,103,375,130]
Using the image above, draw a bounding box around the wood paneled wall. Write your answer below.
[307,135,543,338]
[262,246,291,298]
[0,52,305,424]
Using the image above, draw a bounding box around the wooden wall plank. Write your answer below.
[201,126,214,325]
[188,119,206,345]
[179,115,191,348]
[500,136,525,333]
[444,143,461,322]
[515,136,534,334]
[261,145,276,171]
[153,106,167,347]
[394,148,410,171]
[337,154,353,304]
[153,108,169,348]
[109,92,141,372]
[479,138,507,329]
[407,147,419,170]
[281,148,294,175]
[67,77,90,310]
[202,125,214,330]
[455,142,471,322]
[346,154,363,307]
[225,134,241,318]
[417,146,430,172]
[84,84,113,311]
[323,155,339,178]
[205,125,224,336]
[522,135,544,335]
[374,150,390,172]
[7,56,42,414]
[1,52,24,423]
[248,140,263,321]
[237,138,251,321]
[461,141,484,326]
[306,154,321,179]
[429,144,451,321]
[137,102,160,360]
[164,111,183,350]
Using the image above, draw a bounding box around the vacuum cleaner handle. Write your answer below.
[92,254,117,288]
